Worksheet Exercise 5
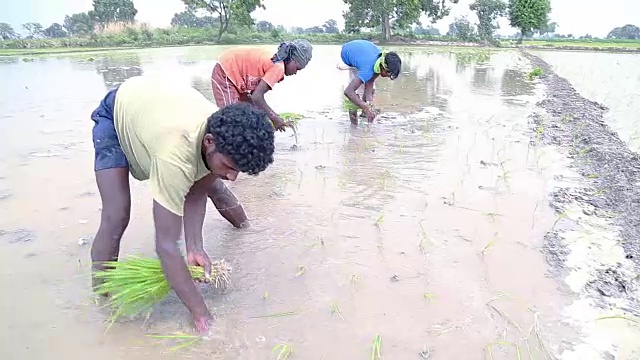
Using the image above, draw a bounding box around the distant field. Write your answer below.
[519,39,640,49]
[1,38,639,57]
[0,47,135,56]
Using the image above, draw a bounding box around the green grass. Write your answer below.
[520,39,640,49]
[3,31,638,57]
[0,47,125,56]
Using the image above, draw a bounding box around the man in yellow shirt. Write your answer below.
[90,76,275,333]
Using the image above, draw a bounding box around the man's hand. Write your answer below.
[272,117,288,132]
[187,248,212,282]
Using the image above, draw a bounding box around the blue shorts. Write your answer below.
[91,87,129,171]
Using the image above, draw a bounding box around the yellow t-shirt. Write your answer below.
[113,76,215,216]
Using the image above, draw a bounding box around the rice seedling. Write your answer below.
[481,235,498,256]
[279,112,304,126]
[534,123,545,144]
[561,114,573,123]
[374,213,385,227]
[330,301,345,320]
[350,274,362,286]
[527,67,544,80]
[342,97,360,112]
[418,219,429,253]
[487,303,525,335]
[423,292,436,303]
[485,341,522,360]
[263,291,269,300]
[147,332,202,352]
[93,256,231,326]
[371,334,382,360]
[273,343,295,360]
[551,212,567,230]
[250,310,297,319]
[295,265,307,277]
[595,315,640,324]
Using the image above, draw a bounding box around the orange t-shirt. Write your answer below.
[218,48,285,93]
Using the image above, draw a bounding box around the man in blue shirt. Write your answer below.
[339,39,402,125]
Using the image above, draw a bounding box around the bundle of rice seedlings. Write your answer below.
[279,112,304,126]
[342,97,360,112]
[93,255,231,325]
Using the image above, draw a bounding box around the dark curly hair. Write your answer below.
[384,51,402,80]
[206,102,275,175]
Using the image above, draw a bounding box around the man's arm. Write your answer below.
[344,77,369,112]
[153,201,211,330]
[251,80,286,130]
[183,175,212,252]
[363,75,378,103]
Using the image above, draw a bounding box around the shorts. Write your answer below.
[211,63,249,107]
[345,66,376,95]
[90,86,129,171]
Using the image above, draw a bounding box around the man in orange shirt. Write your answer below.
[207,40,312,229]
[211,39,313,131]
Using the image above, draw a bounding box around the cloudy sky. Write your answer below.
[2,0,638,38]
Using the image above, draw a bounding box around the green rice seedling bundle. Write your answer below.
[94,256,231,324]
[279,112,304,126]
[342,97,360,112]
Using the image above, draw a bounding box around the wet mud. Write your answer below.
[524,52,640,316]
[4,45,639,360]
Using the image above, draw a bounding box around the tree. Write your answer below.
[507,0,551,43]
[470,0,506,41]
[536,21,556,35]
[343,0,459,42]
[255,20,274,32]
[89,0,138,28]
[64,13,95,36]
[447,16,475,41]
[43,23,68,38]
[607,24,640,39]
[414,24,440,35]
[323,19,340,33]
[22,22,44,39]
[181,0,265,42]
[304,26,325,34]
[0,23,18,40]
[171,10,215,27]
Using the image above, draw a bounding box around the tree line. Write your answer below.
[1,0,639,44]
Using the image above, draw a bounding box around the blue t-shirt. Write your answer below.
[340,40,381,83]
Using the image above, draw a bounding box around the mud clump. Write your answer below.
[523,52,640,314]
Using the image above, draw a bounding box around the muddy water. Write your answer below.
[529,50,640,153]
[1,46,579,359]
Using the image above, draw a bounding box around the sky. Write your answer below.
[1,0,639,38]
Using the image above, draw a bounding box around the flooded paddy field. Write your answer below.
[1,45,639,359]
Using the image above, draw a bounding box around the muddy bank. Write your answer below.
[523,52,640,314]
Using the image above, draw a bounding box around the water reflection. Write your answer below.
[95,54,143,89]
[377,52,450,112]
[338,127,396,213]
[472,66,496,91]
[501,68,535,104]
[453,50,493,73]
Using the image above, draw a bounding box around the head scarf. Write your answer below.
[272,39,313,69]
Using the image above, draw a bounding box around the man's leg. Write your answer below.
[92,168,131,270]
[89,88,132,290]
[207,178,249,228]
